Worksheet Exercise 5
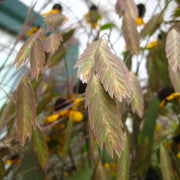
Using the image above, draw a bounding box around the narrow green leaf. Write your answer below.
[146,42,170,91]
[117,133,130,180]
[36,79,55,115]
[20,144,45,180]
[123,50,132,70]
[147,56,160,91]
[30,39,45,80]
[166,28,180,71]
[62,28,75,42]
[0,157,5,179]
[160,144,175,180]
[48,46,67,67]
[86,74,124,158]
[130,72,144,117]
[74,40,99,83]
[16,75,36,146]
[100,23,114,30]
[95,39,131,102]
[44,33,63,53]
[63,117,74,159]
[135,137,151,174]
[32,126,49,171]
[122,12,140,55]
[173,8,180,17]
[156,58,170,86]
[140,96,160,144]
[141,13,164,38]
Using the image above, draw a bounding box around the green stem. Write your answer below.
[63,55,70,98]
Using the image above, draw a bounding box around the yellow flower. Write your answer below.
[6,159,21,164]
[44,113,60,123]
[146,40,158,48]
[69,110,84,122]
[104,162,110,169]
[26,26,39,36]
[5,155,21,164]
[166,92,180,101]
[84,6,102,29]
[158,99,166,109]
[176,152,180,158]
[135,17,145,26]
[155,124,161,131]
[6,160,13,164]
[44,109,69,123]
[42,9,61,16]
[158,92,180,108]
[58,109,69,117]
[72,97,84,110]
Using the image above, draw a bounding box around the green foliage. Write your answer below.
[62,28,75,42]
[30,39,45,80]
[100,23,114,30]
[141,13,164,37]
[95,39,132,101]
[48,45,67,67]
[86,74,124,158]
[1,0,180,179]
[65,168,93,180]
[0,158,5,179]
[32,126,49,171]
[122,12,140,55]
[15,29,44,68]
[19,145,46,180]
[36,79,55,115]
[74,40,99,82]
[135,137,152,176]
[16,75,36,146]
[117,133,130,180]
[130,72,144,117]
[140,96,160,144]
[44,33,63,53]
[63,117,74,159]
[160,144,175,180]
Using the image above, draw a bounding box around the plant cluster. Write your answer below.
[0,0,180,179]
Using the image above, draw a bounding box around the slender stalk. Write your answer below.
[63,56,70,98]
[68,149,77,170]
